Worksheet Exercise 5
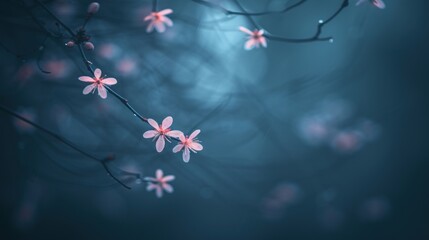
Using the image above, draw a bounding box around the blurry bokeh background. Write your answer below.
[1,0,428,239]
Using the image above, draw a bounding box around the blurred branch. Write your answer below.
[265,0,349,43]
[195,0,349,43]
[0,104,133,189]
[192,0,307,16]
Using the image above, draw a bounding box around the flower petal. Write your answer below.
[163,175,175,182]
[94,68,102,79]
[147,118,160,130]
[178,133,186,142]
[239,26,253,35]
[159,9,173,16]
[147,22,154,33]
[146,182,157,191]
[82,83,96,95]
[172,143,184,153]
[373,0,385,9]
[156,186,163,198]
[260,37,267,48]
[156,169,163,179]
[101,77,117,85]
[190,142,203,151]
[189,129,201,140]
[163,16,173,27]
[245,39,256,50]
[143,130,158,138]
[356,0,366,6]
[162,183,173,193]
[162,116,173,129]
[155,22,166,33]
[144,177,157,182]
[166,130,183,138]
[156,136,165,152]
[79,76,95,82]
[183,147,190,162]
[97,84,107,99]
[144,14,153,21]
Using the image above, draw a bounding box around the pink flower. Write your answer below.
[144,169,175,198]
[87,2,100,14]
[173,129,203,162]
[356,0,386,9]
[144,9,173,33]
[65,41,75,47]
[78,68,117,99]
[239,26,267,50]
[143,116,182,152]
[83,42,95,50]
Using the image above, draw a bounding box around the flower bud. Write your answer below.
[84,42,95,50]
[87,2,100,14]
[65,41,75,47]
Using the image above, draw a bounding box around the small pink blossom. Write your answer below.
[84,41,95,50]
[239,26,267,50]
[87,2,100,14]
[65,41,75,47]
[144,169,175,198]
[173,129,203,163]
[143,116,182,152]
[78,68,117,99]
[356,0,386,9]
[144,9,173,33]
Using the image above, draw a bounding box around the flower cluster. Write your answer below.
[143,117,203,162]
[144,169,175,198]
[64,2,101,50]
[71,2,202,194]
[65,31,95,51]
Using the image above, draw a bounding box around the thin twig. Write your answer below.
[0,104,132,189]
[152,0,158,12]
[265,0,349,43]
[193,0,307,16]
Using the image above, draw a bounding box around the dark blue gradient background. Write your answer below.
[0,0,428,239]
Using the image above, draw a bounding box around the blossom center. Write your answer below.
[253,34,261,40]
[159,128,170,135]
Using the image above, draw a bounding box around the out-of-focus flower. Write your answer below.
[330,131,362,153]
[78,68,117,99]
[84,42,95,51]
[356,0,386,9]
[144,169,175,198]
[65,41,75,47]
[144,9,173,33]
[261,183,300,220]
[87,2,100,14]
[239,26,267,50]
[173,130,203,162]
[359,197,390,221]
[143,116,182,152]
[13,108,36,133]
[319,207,344,230]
